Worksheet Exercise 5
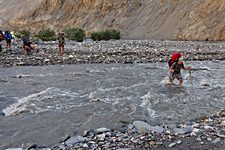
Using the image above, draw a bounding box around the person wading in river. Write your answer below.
[168,52,191,86]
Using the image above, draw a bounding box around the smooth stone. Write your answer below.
[149,126,164,133]
[168,142,176,148]
[97,133,106,140]
[83,130,88,137]
[82,143,88,148]
[105,132,111,137]
[173,126,193,134]
[65,135,85,145]
[95,127,110,134]
[133,121,151,131]
[177,140,182,144]
[211,138,221,144]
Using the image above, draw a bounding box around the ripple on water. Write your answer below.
[2,87,88,116]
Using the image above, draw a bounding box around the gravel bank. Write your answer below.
[1,40,225,67]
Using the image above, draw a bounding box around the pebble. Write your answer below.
[168,142,176,148]
[95,127,110,134]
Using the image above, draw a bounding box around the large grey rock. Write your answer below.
[211,138,221,144]
[149,126,164,133]
[133,121,151,131]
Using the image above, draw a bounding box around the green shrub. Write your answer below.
[91,32,102,41]
[110,29,121,40]
[35,29,56,41]
[64,28,85,42]
[91,29,121,41]
[14,30,30,38]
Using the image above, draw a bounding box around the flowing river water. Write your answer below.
[0,61,225,148]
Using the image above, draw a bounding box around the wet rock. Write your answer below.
[95,127,110,134]
[59,134,70,142]
[133,120,151,131]
[211,138,221,144]
[168,142,176,148]
[65,136,86,145]
[173,126,193,134]
[26,144,39,149]
[176,140,182,144]
[97,133,106,141]
[149,126,164,133]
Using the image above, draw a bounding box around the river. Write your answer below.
[0,61,225,148]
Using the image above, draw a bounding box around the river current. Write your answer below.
[0,61,225,148]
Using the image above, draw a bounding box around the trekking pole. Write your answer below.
[189,69,191,76]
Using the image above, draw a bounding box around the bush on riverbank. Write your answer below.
[14,30,30,38]
[91,29,121,41]
[35,29,56,41]
[64,28,85,42]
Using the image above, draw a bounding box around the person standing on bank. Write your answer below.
[4,30,13,49]
[0,30,5,52]
[57,32,65,55]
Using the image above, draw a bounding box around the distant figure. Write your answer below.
[168,52,191,86]
[22,35,33,55]
[57,32,65,55]
[0,30,5,52]
[4,30,13,49]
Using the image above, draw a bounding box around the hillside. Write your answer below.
[0,0,225,40]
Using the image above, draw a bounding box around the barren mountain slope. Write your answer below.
[0,0,225,40]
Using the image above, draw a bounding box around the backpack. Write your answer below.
[5,31,12,40]
[22,35,29,43]
[58,34,65,43]
[0,33,4,41]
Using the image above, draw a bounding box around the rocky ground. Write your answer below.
[1,39,225,67]
[3,40,225,150]
[6,110,225,150]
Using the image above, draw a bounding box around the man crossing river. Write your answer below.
[168,52,191,86]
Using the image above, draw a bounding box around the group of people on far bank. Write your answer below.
[0,29,65,55]
[0,30,13,52]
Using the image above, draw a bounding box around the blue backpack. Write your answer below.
[5,31,12,40]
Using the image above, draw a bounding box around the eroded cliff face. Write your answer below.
[0,0,225,40]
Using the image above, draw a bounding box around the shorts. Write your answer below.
[58,42,64,47]
[6,39,11,44]
[170,72,183,80]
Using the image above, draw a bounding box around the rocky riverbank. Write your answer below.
[6,110,225,150]
[1,40,225,67]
